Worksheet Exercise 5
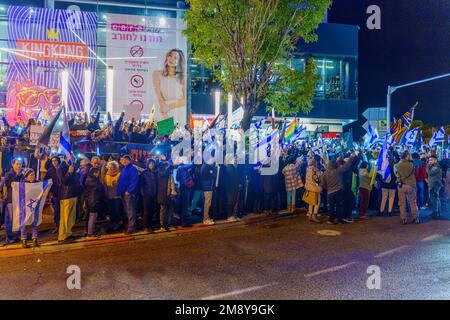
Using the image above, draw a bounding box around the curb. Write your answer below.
[0,210,302,258]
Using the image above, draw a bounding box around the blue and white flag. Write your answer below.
[405,128,419,146]
[364,124,379,147]
[255,129,278,162]
[293,125,307,142]
[386,133,395,147]
[377,136,391,183]
[59,107,72,163]
[12,180,53,232]
[429,127,445,147]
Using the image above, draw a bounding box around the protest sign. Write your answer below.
[157,117,175,137]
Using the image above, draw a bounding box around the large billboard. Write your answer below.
[106,14,187,126]
[6,6,97,123]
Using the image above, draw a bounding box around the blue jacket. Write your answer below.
[117,163,139,197]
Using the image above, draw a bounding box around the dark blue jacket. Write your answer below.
[177,164,194,189]
[140,168,157,197]
[117,163,139,197]
[200,163,216,192]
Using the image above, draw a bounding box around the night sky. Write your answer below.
[328,0,450,134]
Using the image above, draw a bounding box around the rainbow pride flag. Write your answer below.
[284,118,298,143]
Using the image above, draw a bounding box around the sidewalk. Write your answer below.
[0,209,301,258]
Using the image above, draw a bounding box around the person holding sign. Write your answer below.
[153,49,187,127]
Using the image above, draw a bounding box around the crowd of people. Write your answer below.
[0,112,449,249]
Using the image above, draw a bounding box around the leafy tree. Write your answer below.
[184,0,332,130]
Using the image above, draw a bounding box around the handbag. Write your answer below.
[302,190,318,206]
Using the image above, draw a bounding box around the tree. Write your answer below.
[184,0,332,130]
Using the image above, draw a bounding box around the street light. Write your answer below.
[386,72,450,128]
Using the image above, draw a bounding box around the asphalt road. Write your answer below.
[0,211,449,300]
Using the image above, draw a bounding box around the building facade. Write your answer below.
[0,0,358,134]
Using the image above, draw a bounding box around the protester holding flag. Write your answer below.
[2,158,23,245]
[395,152,419,224]
[57,159,80,242]
[19,168,39,247]
[378,158,397,216]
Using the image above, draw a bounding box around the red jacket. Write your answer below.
[415,162,427,182]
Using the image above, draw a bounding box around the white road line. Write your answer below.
[374,245,409,258]
[304,262,357,278]
[421,234,443,242]
[201,283,277,300]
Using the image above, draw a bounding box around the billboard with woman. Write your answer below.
[106,14,188,126]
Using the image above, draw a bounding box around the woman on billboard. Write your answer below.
[153,49,187,126]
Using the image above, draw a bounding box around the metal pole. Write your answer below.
[386,86,392,132]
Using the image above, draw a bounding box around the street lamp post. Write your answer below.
[386,72,450,128]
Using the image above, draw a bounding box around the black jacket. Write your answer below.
[58,162,81,200]
[140,168,158,197]
[4,170,23,204]
[84,174,104,212]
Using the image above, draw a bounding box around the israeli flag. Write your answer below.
[364,124,379,147]
[12,180,53,232]
[255,129,278,162]
[405,128,419,146]
[293,125,307,142]
[386,133,395,147]
[377,136,391,183]
[429,127,445,147]
[59,107,72,163]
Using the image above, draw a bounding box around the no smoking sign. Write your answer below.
[130,45,144,57]
[130,74,144,88]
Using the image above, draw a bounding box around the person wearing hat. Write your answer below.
[19,168,40,248]
[118,155,139,234]
[427,155,443,219]
[395,152,419,224]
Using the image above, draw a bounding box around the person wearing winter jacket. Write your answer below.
[304,157,322,222]
[175,157,194,227]
[3,159,24,245]
[84,167,104,237]
[118,155,139,234]
[57,160,81,242]
[358,162,372,219]
[102,160,123,232]
[427,155,443,219]
[157,161,177,231]
[19,168,40,248]
[378,158,397,216]
[139,158,158,232]
[200,161,216,225]
[282,156,302,213]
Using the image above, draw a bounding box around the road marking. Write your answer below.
[374,245,409,258]
[421,234,443,242]
[201,283,277,300]
[304,262,357,278]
